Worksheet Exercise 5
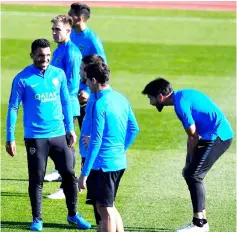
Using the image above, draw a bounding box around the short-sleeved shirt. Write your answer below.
[173,89,233,140]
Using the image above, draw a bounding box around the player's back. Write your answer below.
[174,89,233,140]
[96,89,130,151]
[70,27,107,63]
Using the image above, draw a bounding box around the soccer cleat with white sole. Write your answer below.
[176,222,209,232]
[46,188,65,199]
[44,169,62,182]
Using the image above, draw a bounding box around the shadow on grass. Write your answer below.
[124,227,173,232]
[1,191,28,197]
[1,221,97,230]
[1,178,28,182]
[1,221,173,231]
[1,178,61,182]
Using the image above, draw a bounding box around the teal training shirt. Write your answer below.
[51,40,82,116]
[6,64,74,141]
[70,27,107,64]
[173,89,233,140]
[81,88,139,176]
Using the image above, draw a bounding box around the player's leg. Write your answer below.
[25,138,49,231]
[86,170,101,231]
[178,137,232,231]
[96,169,125,232]
[49,135,91,230]
[46,120,78,199]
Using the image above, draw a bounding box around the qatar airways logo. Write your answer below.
[35,92,57,102]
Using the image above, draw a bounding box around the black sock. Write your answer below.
[68,212,76,217]
[192,217,203,227]
[202,219,207,224]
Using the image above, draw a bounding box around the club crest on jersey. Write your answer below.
[56,57,60,63]
[29,147,36,155]
[78,45,84,52]
[52,78,59,86]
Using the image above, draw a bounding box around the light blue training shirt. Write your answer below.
[173,89,233,140]
[81,88,139,176]
[51,39,82,116]
[70,27,107,64]
[6,64,74,141]
[79,93,95,158]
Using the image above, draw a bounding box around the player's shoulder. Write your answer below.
[86,27,101,41]
[48,65,67,83]
[66,40,82,56]
[110,90,130,105]
[48,64,65,76]
[14,65,34,81]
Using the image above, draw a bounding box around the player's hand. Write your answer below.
[82,134,90,148]
[66,131,77,148]
[78,175,87,189]
[78,91,89,104]
[6,141,16,157]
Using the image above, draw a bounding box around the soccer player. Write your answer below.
[69,2,108,129]
[78,54,104,165]
[77,55,104,228]
[142,78,233,232]
[78,62,139,232]
[5,38,91,231]
[68,2,107,63]
[44,14,82,199]
[45,2,109,182]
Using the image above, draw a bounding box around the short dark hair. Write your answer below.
[70,3,90,20]
[142,77,173,97]
[82,54,104,65]
[31,38,50,54]
[85,62,110,84]
[51,14,73,27]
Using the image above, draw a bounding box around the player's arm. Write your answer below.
[64,48,81,97]
[185,124,199,159]
[60,71,76,145]
[78,83,90,105]
[6,76,24,156]
[81,102,105,177]
[124,105,139,150]
[91,38,108,64]
[175,98,199,160]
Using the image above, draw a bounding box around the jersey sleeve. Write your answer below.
[174,97,195,129]
[124,105,139,150]
[81,101,105,176]
[64,48,81,97]
[60,71,74,132]
[6,76,24,141]
[90,37,108,64]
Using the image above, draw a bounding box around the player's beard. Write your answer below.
[156,103,164,112]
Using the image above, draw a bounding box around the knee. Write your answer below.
[29,173,44,185]
[60,169,76,182]
[183,170,202,184]
[96,205,113,219]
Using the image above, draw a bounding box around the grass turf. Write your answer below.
[1,4,236,232]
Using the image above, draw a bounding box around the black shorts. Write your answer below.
[86,169,125,207]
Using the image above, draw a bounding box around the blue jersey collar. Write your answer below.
[96,86,112,99]
[30,64,51,77]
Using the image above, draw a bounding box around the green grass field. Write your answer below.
[1,4,236,232]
